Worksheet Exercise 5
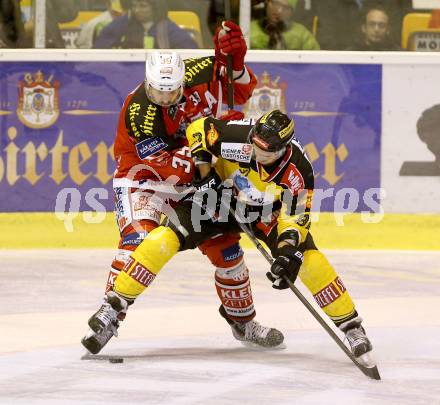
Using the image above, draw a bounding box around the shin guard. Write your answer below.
[215,261,255,322]
[299,249,357,326]
[113,226,181,300]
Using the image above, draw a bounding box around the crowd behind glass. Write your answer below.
[1,0,439,51]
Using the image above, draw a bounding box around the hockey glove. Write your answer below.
[192,168,222,193]
[214,21,247,71]
[266,246,304,290]
[192,169,230,218]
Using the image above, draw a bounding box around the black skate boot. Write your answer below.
[219,305,284,348]
[81,325,119,355]
[339,316,373,358]
[81,292,128,354]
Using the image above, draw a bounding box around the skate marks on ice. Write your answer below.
[1,249,440,404]
[1,329,440,405]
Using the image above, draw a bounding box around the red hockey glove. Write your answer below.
[219,110,244,121]
[214,21,247,71]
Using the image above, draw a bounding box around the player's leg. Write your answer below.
[106,186,163,294]
[82,199,204,354]
[82,224,181,354]
[298,241,373,357]
[82,186,169,354]
[199,233,284,348]
[260,228,373,357]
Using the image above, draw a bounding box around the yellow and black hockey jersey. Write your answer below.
[186,116,315,244]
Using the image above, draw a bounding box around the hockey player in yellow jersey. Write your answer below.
[83,110,373,359]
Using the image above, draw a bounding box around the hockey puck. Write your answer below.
[109,358,124,364]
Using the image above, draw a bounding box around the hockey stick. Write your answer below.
[224,0,234,110]
[230,210,381,380]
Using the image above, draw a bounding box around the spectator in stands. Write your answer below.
[314,0,362,50]
[45,0,79,47]
[347,5,401,51]
[0,0,25,47]
[362,0,413,48]
[250,0,320,50]
[76,1,127,49]
[94,0,198,49]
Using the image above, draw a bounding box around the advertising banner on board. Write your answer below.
[0,61,381,212]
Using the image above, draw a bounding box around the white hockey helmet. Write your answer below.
[144,51,185,107]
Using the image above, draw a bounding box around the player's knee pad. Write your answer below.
[199,234,242,268]
[215,259,255,322]
[107,249,134,293]
[299,249,356,325]
[106,221,158,293]
[117,219,157,250]
[114,226,181,300]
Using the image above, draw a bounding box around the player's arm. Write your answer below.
[267,156,315,289]
[213,21,257,104]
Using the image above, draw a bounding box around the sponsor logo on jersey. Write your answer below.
[295,213,310,227]
[17,71,60,129]
[281,163,305,194]
[184,57,213,84]
[135,137,167,160]
[232,172,272,205]
[114,187,131,231]
[221,244,244,262]
[121,232,147,247]
[140,104,157,137]
[207,123,219,146]
[131,191,161,223]
[221,143,252,163]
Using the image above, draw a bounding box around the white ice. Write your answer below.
[1,249,439,404]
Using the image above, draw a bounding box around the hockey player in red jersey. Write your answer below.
[81,22,260,352]
[108,21,256,292]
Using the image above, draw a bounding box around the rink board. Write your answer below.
[0,58,380,213]
[0,51,439,249]
[1,212,439,250]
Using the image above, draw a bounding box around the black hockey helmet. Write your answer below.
[249,110,295,152]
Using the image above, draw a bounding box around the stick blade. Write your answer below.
[356,352,381,380]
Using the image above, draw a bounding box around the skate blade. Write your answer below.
[355,352,381,380]
[356,351,376,368]
[239,340,287,351]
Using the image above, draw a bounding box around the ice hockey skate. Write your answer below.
[219,305,284,348]
[81,292,128,354]
[339,317,373,358]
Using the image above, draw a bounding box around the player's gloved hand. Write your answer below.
[192,169,232,218]
[192,168,222,193]
[220,110,244,122]
[266,246,304,290]
[214,21,247,71]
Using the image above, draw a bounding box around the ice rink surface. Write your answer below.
[1,249,440,405]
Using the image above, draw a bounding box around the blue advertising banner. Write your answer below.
[0,61,381,212]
